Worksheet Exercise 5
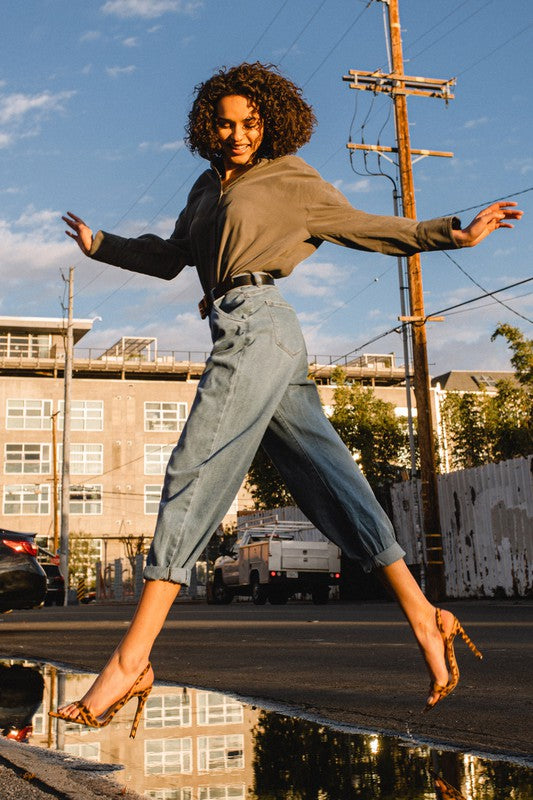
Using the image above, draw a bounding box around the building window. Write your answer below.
[145,444,173,475]
[64,743,100,762]
[145,693,191,728]
[146,790,193,800]
[3,484,50,515]
[145,402,187,432]
[198,787,246,800]
[197,735,244,773]
[69,484,102,514]
[145,738,193,775]
[197,693,244,726]
[6,399,53,430]
[58,443,103,475]
[0,333,51,358]
[145,485,162,515]
[4,443,51,474]
[59,400,103,431]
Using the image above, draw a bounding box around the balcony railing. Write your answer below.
[0,347,409,381]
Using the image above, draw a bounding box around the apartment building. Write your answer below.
[0,315,426,568]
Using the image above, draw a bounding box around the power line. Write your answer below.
[407,0,495,63]
[445,186,533,218]
[308,276,533,376]
[404,0,471,50]
[428,276,533,318]
[244,0,291,60]
[278,0,328,64]
[456,22,533,78]
[77,164,201,312]
[442,289,533,319]
[303,2,373,87]
[441,251,533,325]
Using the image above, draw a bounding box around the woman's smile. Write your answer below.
[216,94,263,177]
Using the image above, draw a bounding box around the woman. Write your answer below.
[51,62,521,736]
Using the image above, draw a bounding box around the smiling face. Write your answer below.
[215,94,264,177]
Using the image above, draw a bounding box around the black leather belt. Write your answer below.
[198,271,275,319]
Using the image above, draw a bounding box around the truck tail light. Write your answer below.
[330,572,341,579]
[3,538,38,557]
[270,571,283,577]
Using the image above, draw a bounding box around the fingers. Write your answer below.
[65,210,85,223]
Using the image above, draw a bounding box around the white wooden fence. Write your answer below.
[390,455,533,597]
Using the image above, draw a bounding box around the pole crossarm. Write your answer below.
[347,142,453,159]
[343,70,455,101]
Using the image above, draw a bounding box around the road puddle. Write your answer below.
[0,659,531,799]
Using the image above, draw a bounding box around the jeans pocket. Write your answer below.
[267,302,304,357]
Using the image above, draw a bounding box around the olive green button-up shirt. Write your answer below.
[90,154,459,295]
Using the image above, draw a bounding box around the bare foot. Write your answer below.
[414,607,454,709]
[57,655,153,722]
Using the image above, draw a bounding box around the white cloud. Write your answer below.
[122,36,139,47]
[0,211,73,290]
[334,178,372,193]
[0,90,75,125]
[464,117,488,129]
[284,260,346,298]
[504,157,533,175]
[101,0,202,18]
[106,65,137,78]
[139,139,185,152]
[80,30,101,42]
[0,132,12,148]
[81,64,93,75]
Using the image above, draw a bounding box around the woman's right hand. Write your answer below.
[62,211,94,255]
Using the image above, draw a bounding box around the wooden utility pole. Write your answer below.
[59,267,74,604]
[343,0,456,599]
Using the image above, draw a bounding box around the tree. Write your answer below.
[246,446,294,510]
[440,325,533,470]
[440,391,492,470]
[328,368,410,489]
[245,368,411,506]
[491,324,533,386]
[68,531,100,588]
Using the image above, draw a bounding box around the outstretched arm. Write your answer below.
[451,201,523,247]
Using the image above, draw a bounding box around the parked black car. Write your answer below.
[0,529,47,613]
[42,562,65,606]
[0,662,44,742]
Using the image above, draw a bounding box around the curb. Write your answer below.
[0,737,144,799]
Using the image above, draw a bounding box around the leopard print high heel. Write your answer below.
[49,662,153,739]
[424,609,483,712]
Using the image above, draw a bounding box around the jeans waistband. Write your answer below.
[198,272,275,319]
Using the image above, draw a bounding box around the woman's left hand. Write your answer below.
[452,201,523,247]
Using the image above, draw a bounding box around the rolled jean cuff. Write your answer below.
[360,542,406,573]
[143,565,191,586]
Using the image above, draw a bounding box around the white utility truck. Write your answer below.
[210,519,341,605]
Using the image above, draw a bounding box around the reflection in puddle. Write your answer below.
[0,659,531,799]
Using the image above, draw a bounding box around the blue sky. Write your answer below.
[1,0,531,374]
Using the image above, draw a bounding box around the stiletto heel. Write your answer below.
[129,686,152,739]
[49,662,153,737]
[424,609,482,712]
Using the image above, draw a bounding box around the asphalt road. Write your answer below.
[1,598,532,762]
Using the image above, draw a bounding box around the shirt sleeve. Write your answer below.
[304,175,460,256]
[89,206,194,280]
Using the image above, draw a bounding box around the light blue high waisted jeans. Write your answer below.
[144,283,405,586]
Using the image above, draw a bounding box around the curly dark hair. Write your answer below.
[185,62,316,161]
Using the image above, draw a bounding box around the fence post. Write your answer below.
[134,553,144,600]
[114,558,123,601]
